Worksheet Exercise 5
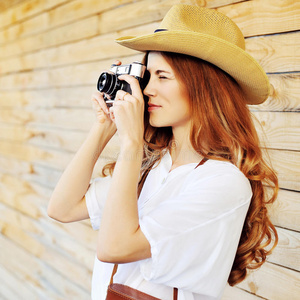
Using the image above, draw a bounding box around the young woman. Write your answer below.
[48,5,278,300]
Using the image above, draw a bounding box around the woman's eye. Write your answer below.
[159,76,168,79]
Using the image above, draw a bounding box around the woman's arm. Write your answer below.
[47,93,116,223]
[97,75,151,263]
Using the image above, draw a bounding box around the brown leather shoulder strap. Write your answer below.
[110,264,178,299]
[109,264,118,285]
[173,287,178,300]
[195,157,208,168]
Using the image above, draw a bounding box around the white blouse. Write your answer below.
[85,151,252,300]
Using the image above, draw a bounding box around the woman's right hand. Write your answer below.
[92,91,111,122]
[91,91,117,142]
[92,60,122,126]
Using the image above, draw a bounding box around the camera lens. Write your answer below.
[97,72,118,96]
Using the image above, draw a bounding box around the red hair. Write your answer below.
[103,51,278,285]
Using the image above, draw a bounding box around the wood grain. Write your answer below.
[252,111,300,151]
[269,227,300,272]
[218,0,300,37]
[237,262,300,300]
[268,188,300,231]
[269,149,300,191]
[0,1,299,299]
[0,234,91,299]
[250,74,300,112]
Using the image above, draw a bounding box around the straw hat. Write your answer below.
[115,4,270,104]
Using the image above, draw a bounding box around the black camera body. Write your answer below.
[97,61,149,106]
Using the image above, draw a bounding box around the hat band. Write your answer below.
[154,29,168,33]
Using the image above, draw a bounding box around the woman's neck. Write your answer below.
[169,125,203,170]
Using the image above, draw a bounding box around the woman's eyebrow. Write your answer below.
[155,69,171,75]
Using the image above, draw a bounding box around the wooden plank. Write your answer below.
[0,143,111,189]
[27,154,113,188]
[0,15,99,59]
[0,173,42,219]
[252,111,300,151]
[217,0,300,37]
[0,207,94,289]
[269,149,300,191]
[250,74,300,112]
[0,0,244,43]
[0,56,142,90]
[47,0,138,29]
[269,227,300,272]
[246,31,300,73]
[0,107,94,130]
[0,201,96,269]
[98,0,300,38]
[0,155,33,176]
[48,0,243,33]
[0,172,97,251]
[0,10,49,43]
[0,234,90,299]
[223,285,261,300]
[0,123,34,143]
[0,0,139,58]
[0,0,245,59]
[0,254,40,300]
[0,155,64,191]
[0,123,120,158]
[0,0,25,11]
[0,140,73,170]
[0,0,72,29]
[0,28,143,82]
[42,218,96,268]
[0,123,87,150]
[0,149,116,189]
[268,189,300,232]
[0,86,94,108]
[236,262,300,300]
[25,163,64,188]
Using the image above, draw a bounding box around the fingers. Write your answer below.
[91,91,109,114]
[117,75,143,101]
[115,90,131,102]
[113,60,122,66]
[108,106,115,122]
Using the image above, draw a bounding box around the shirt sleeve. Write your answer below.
[85,175,112,230]
[139,164,252,296]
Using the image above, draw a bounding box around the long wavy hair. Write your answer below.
[102,51,278,286]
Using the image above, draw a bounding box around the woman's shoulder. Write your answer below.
[187,159,252,200]
[195,159,248,181]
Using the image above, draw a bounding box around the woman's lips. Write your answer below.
[148,103,162,112]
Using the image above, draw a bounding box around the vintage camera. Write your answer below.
[97,61,149,106]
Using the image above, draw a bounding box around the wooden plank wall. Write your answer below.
[0,0,299,299]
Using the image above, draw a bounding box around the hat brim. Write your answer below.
[116,31,270,105]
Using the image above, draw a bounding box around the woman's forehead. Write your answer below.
[147,52,173,72]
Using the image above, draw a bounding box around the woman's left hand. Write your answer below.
[110,74,145,149]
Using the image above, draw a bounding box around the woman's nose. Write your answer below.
[143,78,155,97]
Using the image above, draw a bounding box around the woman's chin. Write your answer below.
[149,118,166,128]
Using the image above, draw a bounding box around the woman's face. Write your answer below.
[143,52,191,130]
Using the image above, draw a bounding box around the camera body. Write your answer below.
[97,61,148,106]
